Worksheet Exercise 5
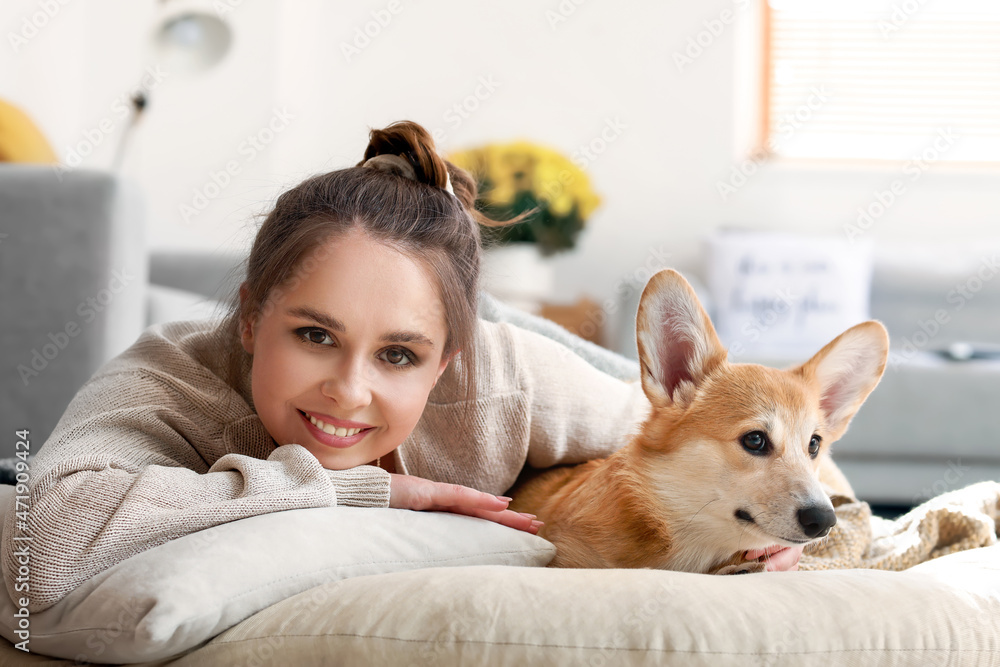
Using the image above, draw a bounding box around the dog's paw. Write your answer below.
[715,562,767,576]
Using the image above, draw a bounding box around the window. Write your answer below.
[761,0,1000,162]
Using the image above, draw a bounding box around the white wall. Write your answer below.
[5,0,1000,316]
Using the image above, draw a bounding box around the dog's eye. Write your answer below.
[741,431,769,454]
[808,435,822,458]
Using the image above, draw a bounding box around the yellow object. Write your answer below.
[449,141,601,221]
[0,98,58,164]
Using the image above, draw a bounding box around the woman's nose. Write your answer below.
[320,355,373,409]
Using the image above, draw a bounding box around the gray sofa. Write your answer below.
[0,165,146,457]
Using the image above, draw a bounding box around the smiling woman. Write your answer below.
[238,226,453,472]
[1,120,670,620]
[215,120,542,510]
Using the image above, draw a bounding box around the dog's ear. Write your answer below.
[636,269,727,409]
[792,321,889,441]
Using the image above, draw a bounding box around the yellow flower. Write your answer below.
[549,194,574,218]
[446,139,601,252]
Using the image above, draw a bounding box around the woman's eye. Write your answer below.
[379,347,414,367]
[298,328,334,346]
[296,329,414,367]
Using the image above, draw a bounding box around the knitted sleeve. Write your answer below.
[1,368,390,613]
[507,325,653,468]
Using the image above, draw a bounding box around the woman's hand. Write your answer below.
[765,544,805,571]
[388,473,543,534]
[745,543,806,572]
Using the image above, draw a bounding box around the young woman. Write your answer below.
[2,121,658,612]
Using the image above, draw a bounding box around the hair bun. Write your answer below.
[361,154,418,182]
[359,120,521,225]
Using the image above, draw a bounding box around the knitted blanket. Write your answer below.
[716,480,1000,574]
[798,480,1000,571]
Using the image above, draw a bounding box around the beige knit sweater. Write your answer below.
[3,317,651,612]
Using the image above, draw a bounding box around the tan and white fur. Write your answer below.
[510,269,888,574]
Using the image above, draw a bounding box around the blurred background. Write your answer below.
[2,0,999,509]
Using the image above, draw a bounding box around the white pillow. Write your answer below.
[0,485,554,663]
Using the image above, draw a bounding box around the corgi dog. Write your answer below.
[510,269,888,574]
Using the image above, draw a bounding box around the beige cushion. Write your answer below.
[0,485,554,663]
[168,549,1000,666]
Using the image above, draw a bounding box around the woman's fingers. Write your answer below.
[438,483,511,511]
[389,474,508,511]
[763,544,804,572]
[445,505,544,534]
[388,474,544,533]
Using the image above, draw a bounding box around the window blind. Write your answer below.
[765,0,1000,161]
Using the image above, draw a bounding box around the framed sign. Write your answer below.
[707,231,874,359]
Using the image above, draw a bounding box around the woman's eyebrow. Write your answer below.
[286,306,436,348]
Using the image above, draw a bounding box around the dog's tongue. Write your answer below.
[745,545,788,561]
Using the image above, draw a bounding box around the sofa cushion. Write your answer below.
[172,547,1000,667]
[0,485,554,664]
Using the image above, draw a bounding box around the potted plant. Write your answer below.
[448,141,601,311]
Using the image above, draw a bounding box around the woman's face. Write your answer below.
[240,226,452,470]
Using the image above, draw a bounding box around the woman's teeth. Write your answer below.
[307,413,365,437]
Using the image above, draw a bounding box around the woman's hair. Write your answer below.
[217,120,518,412]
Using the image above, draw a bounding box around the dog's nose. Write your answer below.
[797,505,837,539]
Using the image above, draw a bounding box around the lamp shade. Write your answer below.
[153,8,231,74]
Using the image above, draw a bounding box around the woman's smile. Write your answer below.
[298,409,377,449]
